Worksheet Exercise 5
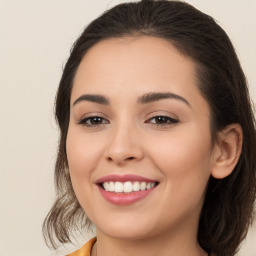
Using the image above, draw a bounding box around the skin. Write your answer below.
[66,36,242,256]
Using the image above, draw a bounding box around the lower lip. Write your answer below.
[98,186,157,205]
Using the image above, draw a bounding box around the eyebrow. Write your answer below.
[137,92,190,107]
[73,94,110,106]
[72,92,190,107]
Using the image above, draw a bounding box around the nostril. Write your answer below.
[106,156,135,161]
[126,157,135,160]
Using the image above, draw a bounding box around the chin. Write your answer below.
[95,217,157,240]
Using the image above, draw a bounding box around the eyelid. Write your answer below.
[78,116,106,123]
[77,112,108,121]
[146,111,178,120]
[145,112,179,126]
[76,111,179,128]
[146,116,178,124]
[77,113,110,127]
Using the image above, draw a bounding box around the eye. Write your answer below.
[146,115,179,126]
[78,116,109,127]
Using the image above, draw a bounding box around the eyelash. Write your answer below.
[146,116,179,126]
[78,115,179,128]
[78,116,109,127]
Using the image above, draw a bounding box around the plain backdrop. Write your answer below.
[0,0,255,255]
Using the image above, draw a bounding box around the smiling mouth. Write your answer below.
[96,175,159,205]
[99,181,159,193]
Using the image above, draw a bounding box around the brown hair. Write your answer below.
[43,1,256,255]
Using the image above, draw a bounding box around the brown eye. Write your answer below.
[78,116,109,127]
[147,116,179,126]
[89,117,104,125]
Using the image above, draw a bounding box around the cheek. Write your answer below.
[65,128,104,206]
[155,124,212,163]
[147,126,213,191]
[66,128,104,213]
[66,128,103,175]
[146,130,213,222]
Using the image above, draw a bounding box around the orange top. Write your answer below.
[66,237,97,256]
[66,237,213,256]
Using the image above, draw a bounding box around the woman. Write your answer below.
[43,1,256,255]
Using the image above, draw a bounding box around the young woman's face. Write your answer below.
[67,36,218,241]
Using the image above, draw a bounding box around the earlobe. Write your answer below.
[211,124,243,179]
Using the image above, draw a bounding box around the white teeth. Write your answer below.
[146,183,151,190]
[133,181,140,192]
[123,181,133,193]
[109,181,115,192]
[114,182,123,193]
[140,182,146,191]
[151,182,156,188]
[102,181,157,193]
[103,182,109,191]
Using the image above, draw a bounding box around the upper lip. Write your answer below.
[95,174,158,184]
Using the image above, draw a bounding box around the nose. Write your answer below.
[104,122,144,166]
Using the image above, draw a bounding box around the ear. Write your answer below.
[211,124,243,179]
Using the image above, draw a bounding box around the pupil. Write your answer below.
[156,116,166,123]
[92,117,102,124]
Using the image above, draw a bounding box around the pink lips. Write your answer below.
[96,174,158,206]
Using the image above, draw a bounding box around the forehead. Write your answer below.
[71,36,206,110]
[75,36,197,80]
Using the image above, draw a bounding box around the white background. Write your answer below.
[0,0,255,255]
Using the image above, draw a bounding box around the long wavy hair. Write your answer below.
[43,1,256,255]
